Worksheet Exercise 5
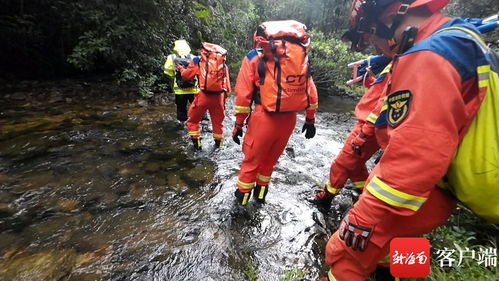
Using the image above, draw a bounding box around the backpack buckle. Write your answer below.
[397,4,410,15]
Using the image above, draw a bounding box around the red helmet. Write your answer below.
[344,0,449,50]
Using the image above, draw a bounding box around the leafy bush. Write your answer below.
[309,30,366,96]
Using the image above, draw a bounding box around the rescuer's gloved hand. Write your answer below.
[310,183,340,212]
[176,64,184,73]
[301,118,316,139]
[232,123,244,145]
[351,131,368,156]
[339,213,374,251]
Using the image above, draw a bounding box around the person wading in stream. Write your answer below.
[311,62,391,212]
[163,39,199,122]
[177,42,230,150]
[232,20,319,206]
[322,0,499,280]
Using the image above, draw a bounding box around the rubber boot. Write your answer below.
[253,184,269,203]
[214,139,223,149]
[234,188,252,206]
[191,137,202,151]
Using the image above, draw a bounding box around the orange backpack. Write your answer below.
[255,20,311,112]
[198,42,228,94]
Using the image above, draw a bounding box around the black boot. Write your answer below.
[191,137,202,151]
[234,189,252,206]
[310,189,334,211]
[253,184,269,203]
[214,139,223,149]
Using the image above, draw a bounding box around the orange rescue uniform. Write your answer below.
[179,59,230,142]
[325,13,487,281]
[327,70,389,193]
[234,49,318,192]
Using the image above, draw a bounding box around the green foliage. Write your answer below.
[2,0,498,97]
[243,264,258,281]
[309,30,365,96]
[279,269,304,281]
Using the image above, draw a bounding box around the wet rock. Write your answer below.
[49,91,64,103]
[285,147,295,158]
[10,92,27,100]
[129,184,146,200]
[65,98,73,103]
[66,273,105,281]
[57,198,80,212]
[0,174,10,184]
[137,99,148,107]
[0,249,77,280]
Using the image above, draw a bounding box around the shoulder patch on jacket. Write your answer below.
[387,90,412,127]
[246,49,261,60]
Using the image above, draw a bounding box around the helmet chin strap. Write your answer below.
[369,0,416,40]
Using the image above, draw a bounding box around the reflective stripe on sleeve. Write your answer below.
[309,102,318,110]
[366,112,378,124]
[188,130,201,136]
[213,133,223,139]
[366,175,427,211]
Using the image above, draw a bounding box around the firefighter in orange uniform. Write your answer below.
[323,0,489,280]
[177,43,230,150]
[232,20,319,205]
[312,64,391,210]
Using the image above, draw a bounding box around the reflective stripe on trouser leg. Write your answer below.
[327,270,337,281]
[353,181,365,189]
[256,173,270,186]
[188,130,201,138]
[237,179,255,192]
[326,183,341,195]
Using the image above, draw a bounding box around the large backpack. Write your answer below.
[255,20,311,112]
[436,27,499,223]
[173,54,197,89]
[198,42,228,94]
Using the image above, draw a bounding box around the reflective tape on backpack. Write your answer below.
[366,175,427,211]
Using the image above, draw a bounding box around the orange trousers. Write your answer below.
[236,106,296,191]
[329,123,379,189]
[186,91,225,140]
[325,187,456,281]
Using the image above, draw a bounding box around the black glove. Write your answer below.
[338,213,374,251]
[351,131,367,156]
[301,118,316,139]
[232,123,244,145]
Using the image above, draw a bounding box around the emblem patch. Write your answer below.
[387,90,412,127]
